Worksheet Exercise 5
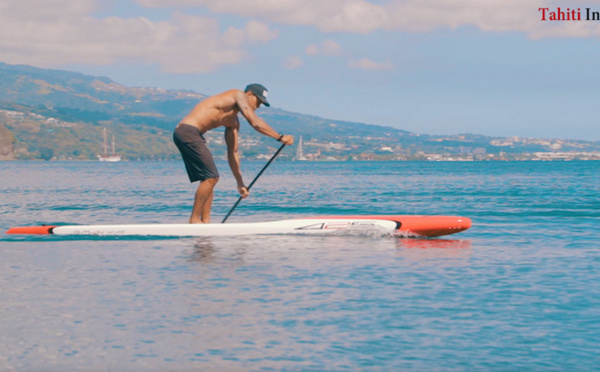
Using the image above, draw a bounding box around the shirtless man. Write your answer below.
[173,84,294,223]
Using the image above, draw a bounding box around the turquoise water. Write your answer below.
[1,160,599,371]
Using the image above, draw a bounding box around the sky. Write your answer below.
[2,0,600,141]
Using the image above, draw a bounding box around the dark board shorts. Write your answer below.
[173,124,219,183]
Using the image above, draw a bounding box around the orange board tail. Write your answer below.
[6,226,56,235]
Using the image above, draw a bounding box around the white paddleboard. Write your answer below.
[7,215,471,237]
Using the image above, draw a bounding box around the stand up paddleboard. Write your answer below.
[6,215,471,238]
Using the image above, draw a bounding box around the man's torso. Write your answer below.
[180,89,241,133]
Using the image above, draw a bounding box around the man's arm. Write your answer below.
[224,125,249,198]
[234,91,294,145]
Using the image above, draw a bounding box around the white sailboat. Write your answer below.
[294,135,307,161]
[98,127,122,162]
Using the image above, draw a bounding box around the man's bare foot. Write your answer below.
[189,218,204,224]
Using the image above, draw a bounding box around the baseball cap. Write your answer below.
[244,83,270,107]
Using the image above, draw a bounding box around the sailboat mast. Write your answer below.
[103,128,108,155]
[295,135,306,160]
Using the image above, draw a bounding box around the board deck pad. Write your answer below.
[6,215,471,238]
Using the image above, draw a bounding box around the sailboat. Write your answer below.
[97,127,122,162]
[294,135,307,161]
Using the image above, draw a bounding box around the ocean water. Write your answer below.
[1,160,599,371]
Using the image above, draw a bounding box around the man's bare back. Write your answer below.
[180,89,243,133]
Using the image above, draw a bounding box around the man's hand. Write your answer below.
[279,134,294,146]
[238,185,249,198]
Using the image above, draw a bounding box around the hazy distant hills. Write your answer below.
[0,62,206,129]
[0,62,598,161]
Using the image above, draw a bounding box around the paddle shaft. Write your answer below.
[221,143,286,223]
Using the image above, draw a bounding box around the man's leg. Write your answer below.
[201,188,214,223]
[190,177,219,223]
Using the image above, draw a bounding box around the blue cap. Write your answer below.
[244,83,270,107]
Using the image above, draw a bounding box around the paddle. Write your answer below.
[221,143,286,223]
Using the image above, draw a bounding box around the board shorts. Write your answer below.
[173,123,219,183]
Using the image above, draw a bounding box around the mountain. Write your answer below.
[0,62,599,161]
[0,62,206,128]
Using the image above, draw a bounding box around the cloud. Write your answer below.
[134,0,389,34]
[349,58,394,71]
[244,20,279,42]
[133,0,600,39]
[305,39,343,56]
[305,45,320,56]
[284,56,304,70]
[303,39,392,72]
[320,39,343,56]
[4,0,600,77]
[0,0,277,73]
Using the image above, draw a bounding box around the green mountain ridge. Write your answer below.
[1,62,599,161]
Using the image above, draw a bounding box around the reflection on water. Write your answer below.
[395,238,472,250]
[189,238,218,263]
[188,235,473,267]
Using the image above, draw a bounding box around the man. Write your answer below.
[173,84,294,223]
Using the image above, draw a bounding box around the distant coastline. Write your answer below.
[1,62,599,162]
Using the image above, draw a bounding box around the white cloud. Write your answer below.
[305,40,343,56]
[134,0,389,34]
[284,56,304,70]
[0,0,278,73]
[133,0,600,39]
[349,58,394,71]
[321,40,343,56]
[0,0,98,21]
[4,0,600,77]
[304,39,391,71]
[305,45,319,56]
[244,20,279,43]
